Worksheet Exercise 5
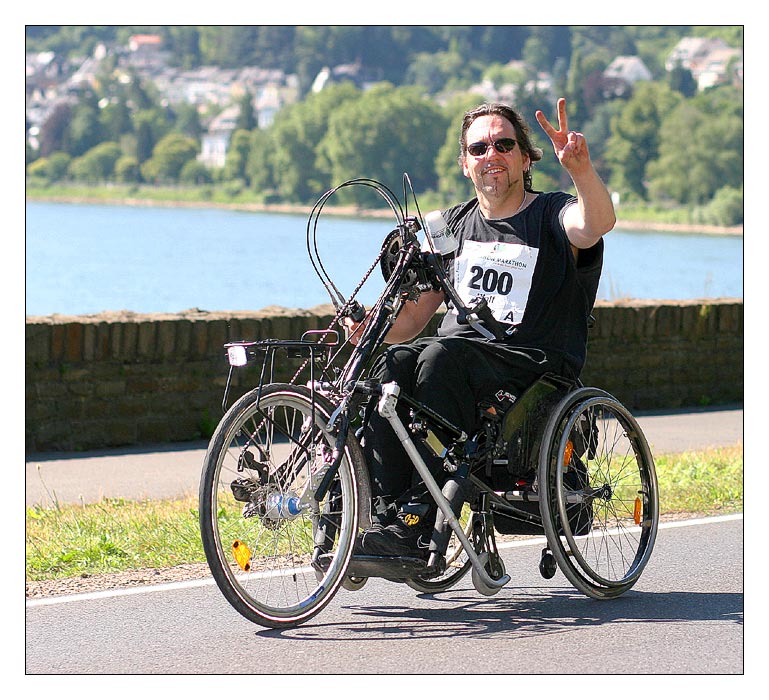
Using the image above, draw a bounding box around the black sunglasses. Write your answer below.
[466,138,517,157]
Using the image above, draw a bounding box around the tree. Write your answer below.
[235,92,257,132]
[99,98,133,143]
[245,127,275,197]
[522,26,570,74]
[265,82,360,202]
[26,151,72,182]
[179,160,212,185]
[163,26,202,69]
[582,99,626,182]
[222,129,251,185]
[140,133,198,183]
[406,51,471,94]
[38,102,72,157]
[67,141,122,182]
[174,102,203,141]
[605,81,682,199]
[646,86,743,205]
[115,155,140,183]
[131,108,171,163]
[434,95,484,204]
[67,100,104,157]
[318,85,448,207]
[666,65,698,97]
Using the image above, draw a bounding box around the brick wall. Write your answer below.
[25,299,743,452]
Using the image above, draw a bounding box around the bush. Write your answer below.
[179,160,213,185]
[115,155,140,183]
[26,151,72,182]
[692,185,743,227]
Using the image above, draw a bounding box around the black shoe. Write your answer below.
[356,503,433,559]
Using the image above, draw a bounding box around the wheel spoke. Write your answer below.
[199,384,360,628]
[539,389,659,599]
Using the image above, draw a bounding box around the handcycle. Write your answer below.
[198,176,659,629]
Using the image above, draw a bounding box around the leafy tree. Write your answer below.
[124,70,156,111]
[406,51,473,93]
[67,100,104,157]
[173,102,203,141]
[46,151,73,181]
[434,95,485,204]
[179,159,213,185]
[318,84,448,207]
[131,108,171,163]
[605,81,682,199]
[692,184,742,226]
[163,26,202,69]
[67,141,122,182]
[222,129,252,185]
[646,86,742,205]
[99,98,133,143]
[666,65,698,97]
[27,151,72,182]
[140,132,198,183]
[235,92,257,132]
[522,26,571,74]
[582,99,626,182]
[38,102,72,157]
[245,127,275,197]
[265,82,360,202]
[115,155,140,183]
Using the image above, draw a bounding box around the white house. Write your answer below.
[198,105,240,168]
[603,55,652,84]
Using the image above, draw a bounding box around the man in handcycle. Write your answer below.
[347,98,616,559]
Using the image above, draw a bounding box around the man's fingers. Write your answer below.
[535,109,558,138]
[557,97,568,133]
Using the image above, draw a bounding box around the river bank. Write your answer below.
[26,193,743,236]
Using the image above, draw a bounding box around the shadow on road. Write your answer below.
[256,588,743,641]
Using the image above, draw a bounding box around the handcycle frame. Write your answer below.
[199,177,659,628]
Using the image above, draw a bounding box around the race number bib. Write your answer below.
[453,240,538,326]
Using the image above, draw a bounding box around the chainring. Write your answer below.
[379,228,420,289]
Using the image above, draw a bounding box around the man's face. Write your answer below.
[461,114,531,200]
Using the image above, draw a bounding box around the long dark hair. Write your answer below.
[459,103,543,191]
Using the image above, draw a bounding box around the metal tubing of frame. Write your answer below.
[377,382,510,592]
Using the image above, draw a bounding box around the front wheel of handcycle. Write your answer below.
[199,383,365,629]
[538,387,659,600]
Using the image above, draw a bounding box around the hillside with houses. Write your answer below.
[25,26,743,225]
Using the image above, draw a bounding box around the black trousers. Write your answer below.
[361,335,568,515]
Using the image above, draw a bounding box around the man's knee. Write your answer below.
[416,338,468,378]
[374,343,421,383]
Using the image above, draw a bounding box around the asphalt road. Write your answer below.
[25,515,743,674]
[25,404,744,507]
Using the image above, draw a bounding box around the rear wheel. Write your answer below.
[538,388,659,599]
[199,383,363,628]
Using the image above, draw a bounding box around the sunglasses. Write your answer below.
[466,138,518,157]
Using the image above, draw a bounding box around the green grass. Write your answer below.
[25,445,742,582]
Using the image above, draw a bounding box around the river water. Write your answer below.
[25,201,743,317]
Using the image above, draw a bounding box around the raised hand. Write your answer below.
[535,97,592,176]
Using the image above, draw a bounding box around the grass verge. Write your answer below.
[25,445,743,582]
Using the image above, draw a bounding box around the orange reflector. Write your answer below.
[232,540,252,572]
[563,440,574,466]
[633,497,642,525]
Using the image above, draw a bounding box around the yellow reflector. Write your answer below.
[232,540,252,572]
[633,497,642,525]
[563,440,574,466]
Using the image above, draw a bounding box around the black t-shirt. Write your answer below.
[436,192,603,375]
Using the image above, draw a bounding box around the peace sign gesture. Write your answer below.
[535,97,592,176]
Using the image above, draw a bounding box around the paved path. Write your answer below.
[25,405,743,507]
